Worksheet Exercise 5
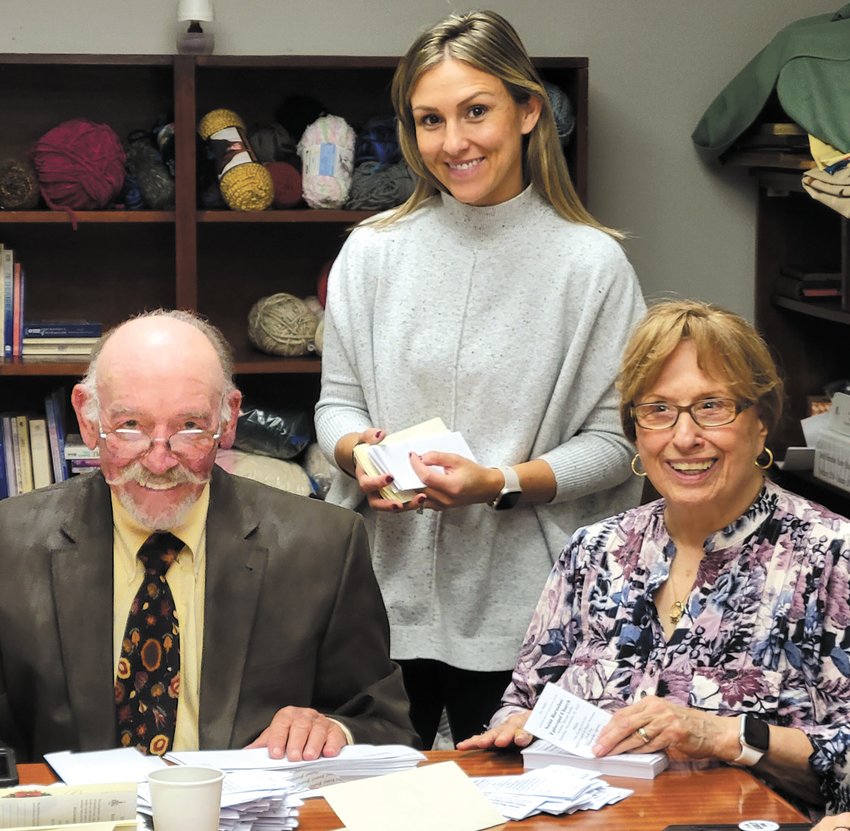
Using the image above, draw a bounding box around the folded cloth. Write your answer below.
[802,165,850,218]
[692,3,850,162]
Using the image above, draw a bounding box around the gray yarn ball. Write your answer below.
[248,293,318,357]
[543,81,575,145]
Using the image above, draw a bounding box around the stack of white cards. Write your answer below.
[473,764,632,821]
[137,769,302,831]
[165,745,427,794]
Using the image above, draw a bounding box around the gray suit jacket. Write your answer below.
[0,467,416,761]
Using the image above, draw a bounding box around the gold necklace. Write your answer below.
[667,571,691,624]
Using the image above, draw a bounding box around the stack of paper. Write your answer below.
[521,739,668,779]
[353,418,477,503]
[473,764,632,821]
[521,682,669,779]
[137,770,302,831]
[165,745,427,793]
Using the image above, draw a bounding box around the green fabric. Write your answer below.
[692,4,850,161]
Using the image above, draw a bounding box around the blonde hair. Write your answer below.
[617,299,784,442]
[374,10,620,237]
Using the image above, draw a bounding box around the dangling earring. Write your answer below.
[631,453,647,477]
[754,447,774,470]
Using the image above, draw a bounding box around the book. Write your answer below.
[521,739,669,780]
[775,273,841,300]
[14,414,34,493]
[64,433,100,460]
[0,418,8,499]
[21,342,98,356]
[8,416,24,494]
[22,336,100,346]
[1,248,13,358]
[12,261,24,358]
[1,416,17,497]
[0,243,4,360]
[23,321,103,338]
[28,417,54,490]
[353,417,477,503]
[44,390,68,482]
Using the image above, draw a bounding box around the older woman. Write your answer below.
[459,299,850,811]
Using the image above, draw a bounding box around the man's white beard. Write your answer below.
[105,461,210,531]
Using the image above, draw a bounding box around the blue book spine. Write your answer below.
[24,322,104,338]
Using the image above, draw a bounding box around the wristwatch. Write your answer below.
[490,466,522,511]
[733,715,769,766]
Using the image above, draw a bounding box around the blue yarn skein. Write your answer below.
[354,116,401,168]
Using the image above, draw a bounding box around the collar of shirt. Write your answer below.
[111,485,211,584]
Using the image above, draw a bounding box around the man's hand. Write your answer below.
[245,706,349,761]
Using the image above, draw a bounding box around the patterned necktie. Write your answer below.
[115,532,182,756]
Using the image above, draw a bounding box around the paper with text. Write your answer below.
[524,683,611,756]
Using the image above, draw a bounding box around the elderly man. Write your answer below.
[0,309,415,762]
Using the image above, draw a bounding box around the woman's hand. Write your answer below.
[811,813,850,831]
[408,451,504,511]
[456,710,534,751]
[592,696,739,761]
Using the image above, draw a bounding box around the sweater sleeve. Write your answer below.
[538,243,646,503]
[314,234,374,466]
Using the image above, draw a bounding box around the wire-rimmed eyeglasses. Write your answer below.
[98,426,221,461]
[631,397,752,431]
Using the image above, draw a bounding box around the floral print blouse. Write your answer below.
[494,479,850,810]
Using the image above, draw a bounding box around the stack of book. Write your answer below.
[0,388,69,500]
[64,432,101,475]
[21,319,103,359]
[775,267,842,300]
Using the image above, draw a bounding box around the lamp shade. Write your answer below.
[177,0,214,22]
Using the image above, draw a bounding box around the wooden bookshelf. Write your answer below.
[0,53,589,439]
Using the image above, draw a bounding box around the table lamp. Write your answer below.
[176,0,215,55]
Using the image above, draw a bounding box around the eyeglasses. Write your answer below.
[98,426,221,461]
[631,397,752,431]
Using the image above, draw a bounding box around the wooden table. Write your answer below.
[19,749,810,830]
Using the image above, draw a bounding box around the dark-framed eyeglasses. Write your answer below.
[98,426,221,461]
[631,397,753,431]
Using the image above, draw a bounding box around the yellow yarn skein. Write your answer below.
[198,108,273,212]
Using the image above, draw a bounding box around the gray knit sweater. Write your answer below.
[315,186,646,670]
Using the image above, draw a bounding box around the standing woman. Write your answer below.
[315,10,645,748]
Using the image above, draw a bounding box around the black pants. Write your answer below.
[398,658,513,749]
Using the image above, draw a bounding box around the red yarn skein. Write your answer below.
[30,119,126,218]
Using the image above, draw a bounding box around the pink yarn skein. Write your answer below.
[30,118,126,224]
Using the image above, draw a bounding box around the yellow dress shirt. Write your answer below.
[112,486,209,751]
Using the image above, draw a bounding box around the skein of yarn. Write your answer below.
[297,114,356,209]
[0,158,40,210]
[29,118,126,225]
[126,132,175,209]
[198,108,274,211]
[265,160,302,208]
[543,81,576,146]
[346,160,415,210]
[249,122,297,164]
[247,293,319,357]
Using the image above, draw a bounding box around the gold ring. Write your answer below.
[636,726,651,744]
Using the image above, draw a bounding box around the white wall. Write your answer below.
[0,0,838,317]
